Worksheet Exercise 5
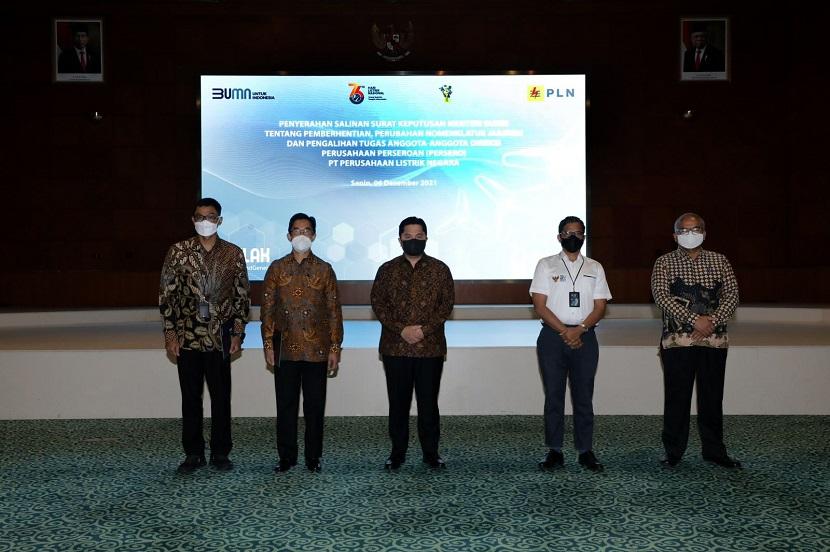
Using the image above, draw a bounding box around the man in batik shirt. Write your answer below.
[160,197,250,474]
[371,216,454,472]
[261,213,343,474]
[651,212,741,469]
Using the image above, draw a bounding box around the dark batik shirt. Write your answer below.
[159,236,250,352]
[371,254,454,358]
[651,248,739,349]
[260,252,343,362]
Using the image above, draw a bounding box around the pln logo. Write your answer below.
[528,86,544,101]
[528,86,576,101]
[348,83,365,104]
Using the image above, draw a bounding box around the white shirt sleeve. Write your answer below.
[529,258,549,297]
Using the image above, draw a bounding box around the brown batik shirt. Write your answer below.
[260,252,343,362]
[371,254,455,358]
[159,236,250,352]
[651,247,739,349]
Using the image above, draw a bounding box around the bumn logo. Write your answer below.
[212,88,253,100]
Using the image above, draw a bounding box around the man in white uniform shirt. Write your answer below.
[530,216,612,472]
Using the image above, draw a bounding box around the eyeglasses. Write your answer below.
[290,228,315,236]
[560,231,585,239]
[675,227,704,235]
[194,214,220,223]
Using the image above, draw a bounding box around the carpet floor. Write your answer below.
[1,416,828,551]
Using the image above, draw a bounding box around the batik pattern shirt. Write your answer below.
[159,236,250,352]
[260,252,343,362]
[371,254,455,358]
[651,248,739,349]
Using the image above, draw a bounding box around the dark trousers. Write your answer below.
[382,355,444,461]
[177,349,232,457]
[275,360,328,464]
[537,325,599,453]
[660,345,728,459]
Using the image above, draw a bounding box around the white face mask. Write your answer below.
[677,232,704,250]
[194,220,218,237]
[291,235,312,252]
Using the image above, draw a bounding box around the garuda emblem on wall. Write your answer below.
[371,21,414,62]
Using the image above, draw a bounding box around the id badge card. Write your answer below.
[569,291,581,308]
[199,299,211,321]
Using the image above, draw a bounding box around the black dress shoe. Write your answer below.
[384,457,403,472]
[423,456,447,469]
[578,451,604,472]
[274,459,297,473]
[306,459,322,473]
[660,455,681,468]
[703,455,742,469]
[177,454,206,474]
[538,449,564,471]
[209,454,233,471]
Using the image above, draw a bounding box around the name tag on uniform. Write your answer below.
[199,299,211,320]
[569,291,580,308]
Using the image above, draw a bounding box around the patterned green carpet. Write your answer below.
[1,416,828,551]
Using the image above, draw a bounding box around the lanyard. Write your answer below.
[561,254,585,291]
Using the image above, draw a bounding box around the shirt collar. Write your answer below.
[559,251,584,265]
[397,253,431,266]
[284,250,320,265]
[674,246,707,260]
[189,235,224,253]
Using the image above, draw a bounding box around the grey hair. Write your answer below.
[674,212,705,232]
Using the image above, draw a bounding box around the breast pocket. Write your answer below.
[581,271,599,295]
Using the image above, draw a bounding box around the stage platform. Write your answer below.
[1,306,828,419]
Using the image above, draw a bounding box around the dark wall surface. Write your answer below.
[3,1,828,307]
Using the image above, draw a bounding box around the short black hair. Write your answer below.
[558,216,585,234]
[195,197,222,215]
[399,216,427,236]
[288,212,316,233]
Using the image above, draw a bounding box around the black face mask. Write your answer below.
[561,235,584,253]
[401,238,426,256]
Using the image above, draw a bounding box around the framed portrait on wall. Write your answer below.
[54,18,104,83]
[680,17,729,82]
